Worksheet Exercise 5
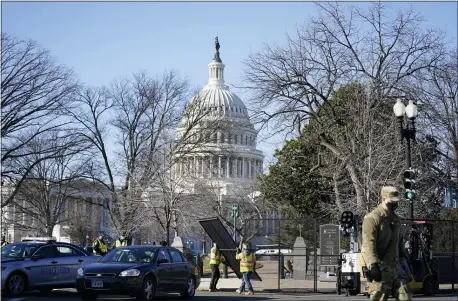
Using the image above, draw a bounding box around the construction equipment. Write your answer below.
[406,221,438,295]
[336,212,439,297]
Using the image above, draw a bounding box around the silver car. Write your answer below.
[1,238,100,297]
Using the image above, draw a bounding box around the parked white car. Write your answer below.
[255,248,292,255]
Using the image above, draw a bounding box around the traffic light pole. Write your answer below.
[405,135,413,220]
[399,116,416,220]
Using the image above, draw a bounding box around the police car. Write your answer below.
[1,237,100,297]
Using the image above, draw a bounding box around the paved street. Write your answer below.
[2,289,458,301]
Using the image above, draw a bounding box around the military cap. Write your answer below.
[381,186,401,201]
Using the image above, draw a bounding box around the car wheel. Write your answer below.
[423,275,437,296]
[6,272,27,297]
[136,276,156,300]
[180,276,196,299]
[80,292,98,300]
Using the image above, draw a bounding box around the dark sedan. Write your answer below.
[76,246,200,300]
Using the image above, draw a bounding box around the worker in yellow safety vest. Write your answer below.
[235,243,256,295]
[115,236,128,248]
[209,243,224,292]
[1,236,9,248]
[92,234,108,256]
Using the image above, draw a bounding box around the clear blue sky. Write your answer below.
[2,1,457,163]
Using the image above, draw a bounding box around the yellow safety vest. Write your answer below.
[1,241,9,248]
[237,253,256,272]
[210,247,221,265]
[116,239,127,247]
[93,239,108,254]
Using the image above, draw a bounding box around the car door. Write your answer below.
[155,248,173,291]
[26,245,58,286]
[54,245,86,284]
[168,248,187,290]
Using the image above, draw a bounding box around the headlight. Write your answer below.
[119,269,140,277]
[77,268,84,276]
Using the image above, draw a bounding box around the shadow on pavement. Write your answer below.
[32,290,275,300]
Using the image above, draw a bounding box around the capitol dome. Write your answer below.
[175,38,264,196]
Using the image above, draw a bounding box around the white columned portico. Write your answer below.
[209,156,213,177]
[226,156,230,177]
[218,156,222,178]
[233,157,238,178]
[195,157,199,177]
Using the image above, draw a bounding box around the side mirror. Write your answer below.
[31,254,43,260]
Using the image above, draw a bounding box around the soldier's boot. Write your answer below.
[397,284,412,301]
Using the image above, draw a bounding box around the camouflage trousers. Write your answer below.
[368,264,396,301]
[374,280,412,301]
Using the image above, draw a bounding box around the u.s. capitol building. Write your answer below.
[174,39,264,199]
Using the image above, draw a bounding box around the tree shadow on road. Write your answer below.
[37,290,275,300]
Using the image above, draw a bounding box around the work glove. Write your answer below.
[370,263,382,282]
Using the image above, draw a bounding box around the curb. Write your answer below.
[197,288,336,294]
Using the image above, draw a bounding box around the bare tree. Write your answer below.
[141,144,193,245]
[3,131,92,236]
[1,33,79,208]
[240,3,447,214]
[417,49,458,177]
[66,210,91,246]
[68,71,199,239]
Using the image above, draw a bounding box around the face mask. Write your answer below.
[387,202,398,211]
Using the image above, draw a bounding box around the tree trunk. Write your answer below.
[320,141,365,211]
[166,226,170,246]
[46,225,54,237]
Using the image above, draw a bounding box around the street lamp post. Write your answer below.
[393,98,418,219]
[231,204,240,242]
[222,204,240,279]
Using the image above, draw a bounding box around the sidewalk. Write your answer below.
[197,275,337,293]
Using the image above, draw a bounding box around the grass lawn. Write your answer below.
[202,259,264,275]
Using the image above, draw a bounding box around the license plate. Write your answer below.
[91,280,103,288]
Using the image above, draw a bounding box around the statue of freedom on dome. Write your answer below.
[215,37,220,52]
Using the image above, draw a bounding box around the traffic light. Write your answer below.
[340,211,354,226]
[403,169,416,200]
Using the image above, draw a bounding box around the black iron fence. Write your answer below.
[239,217,458,292]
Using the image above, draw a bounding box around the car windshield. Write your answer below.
[1,243,40,258]
[99,248,157,263]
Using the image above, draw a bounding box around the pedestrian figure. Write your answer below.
[235,243,256,295]
[209,243,224,292]
[92,234,108,256]
[361,186,401,301]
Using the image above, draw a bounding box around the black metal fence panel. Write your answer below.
[240,217,458,292]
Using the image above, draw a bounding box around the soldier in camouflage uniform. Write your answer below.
[361,186,401,301]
